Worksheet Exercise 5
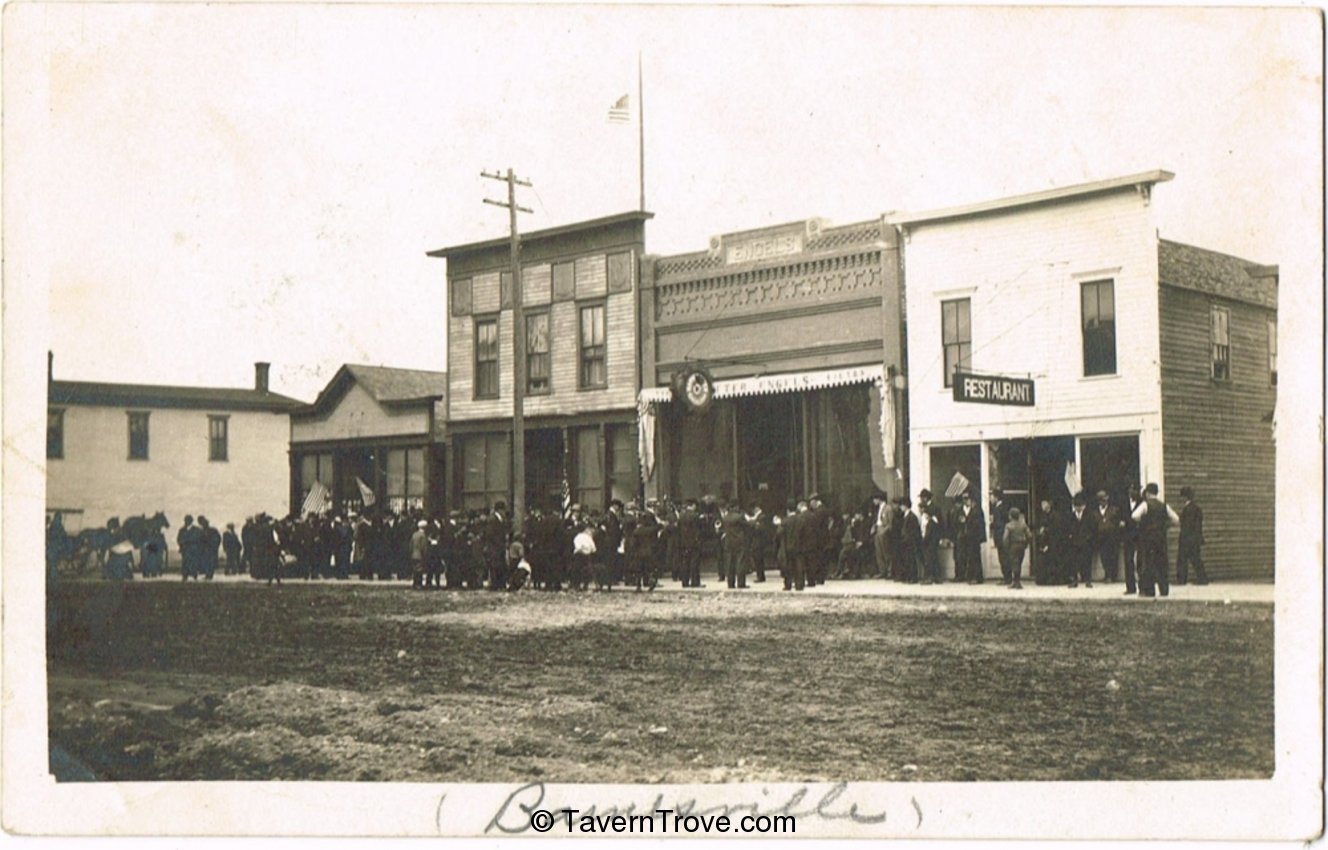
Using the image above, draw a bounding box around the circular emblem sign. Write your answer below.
[672,367,714,413]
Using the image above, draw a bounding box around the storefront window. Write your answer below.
[929,444,981,519]
[460,434,509,511]
[606,423,638,505]
[299,452,334,501]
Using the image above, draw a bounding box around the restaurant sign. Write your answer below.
[952,371,1035,406]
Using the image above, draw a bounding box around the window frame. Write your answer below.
[208,415,229,462]
[578,300,608,390]
[47,408,64,460]
[127,411,150,461]
[940,297,972,389]
[473,315,500,400]
[1211,304,1231,382]
[1080,279,1118,377]
[525,310,552,395]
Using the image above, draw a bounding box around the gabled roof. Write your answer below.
[1158,239,1278,310]
[298,364,447,417]
[885,170,1174,228]
[49,380,304,412]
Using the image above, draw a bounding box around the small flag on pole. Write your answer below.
[301,480,331,516]
[356,476,377,507]
[608,93,630,123]
[944,471,971,499]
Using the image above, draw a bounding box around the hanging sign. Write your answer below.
[671,367,715,413]
[952,371,1035,406]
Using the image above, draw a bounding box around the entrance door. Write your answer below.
[525,428,564,513]
[736,394,799,514]
[1079,436,1141,510]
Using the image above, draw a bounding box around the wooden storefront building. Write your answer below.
[289,364,448,515]
[429,212,651,513]
[638,217,906,515]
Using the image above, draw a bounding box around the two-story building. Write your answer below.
[638,217,906,515]
[289,364,447,515]
[889,170,1276,580]
[47,359,302,536]
[428,212,651,513]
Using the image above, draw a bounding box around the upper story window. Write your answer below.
[579,303,607,389]
[941,298,971,388]
[475,317,499,399]
[47,408,64,459]
[128,411,150,460]
[1211,305,1231,381]
[526,312,551,395]
[208,415,229,462]
[1268,317,1277,387]
[1081,279,1117,376]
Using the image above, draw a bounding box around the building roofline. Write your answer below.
[884,170,1175,228]
[427,211,654,259]
[48,380,305,412]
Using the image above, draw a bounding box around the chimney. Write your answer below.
[255,362,270,393]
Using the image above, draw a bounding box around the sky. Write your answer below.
[4,4,1322,402]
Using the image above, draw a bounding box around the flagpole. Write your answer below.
[637,50,645,212]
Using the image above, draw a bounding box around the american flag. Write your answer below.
[1063,461,1081,498]
[356,476,377,507]
[560,437,572,517]
[944,471,971,499]
[608,94,630,123]
[301,480,331,516]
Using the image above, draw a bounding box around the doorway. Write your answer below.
[736,394,802,514]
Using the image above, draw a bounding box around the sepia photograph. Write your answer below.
[3,2,1322,840]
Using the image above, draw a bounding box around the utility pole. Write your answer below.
[482,168,533,533]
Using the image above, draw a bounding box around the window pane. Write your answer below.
[527,314,548,353]
[47,410,63,458]
[958,343,972,373]
[956,299,970,342]
[462,437,487,493]
[486,434,510,493]
[387,449,406,498]
[128,413,149,459]
[407,448,425,497]
[941,301,955,344]
[1098,283,1114,322]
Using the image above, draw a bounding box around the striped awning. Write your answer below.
[638,364,884,404]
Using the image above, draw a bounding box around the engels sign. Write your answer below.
[952,371,1036,407]
[726,233,803,265]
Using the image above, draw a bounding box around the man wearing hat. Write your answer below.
[1092,490,1125,583]
[1065,492,1096,588]
[952,491,987,584]
[1176,486,1208,585]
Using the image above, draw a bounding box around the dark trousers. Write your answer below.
[1122,538,1139,592]
[488,550,507,591]
[956,540,982,582]
[994,535,1011,581]
[1067,547,1092,584]
[784,552,809,590]
[1177,543,1207,584]
[1007,543,1027,586]
[680,546,701,587]
[1097,540,1120,581]
[1138,538,1170,596]
[723,543,748,588]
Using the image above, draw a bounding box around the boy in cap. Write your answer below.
[1176,486,1208,585]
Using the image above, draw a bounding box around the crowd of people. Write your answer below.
[48,482,1207,596]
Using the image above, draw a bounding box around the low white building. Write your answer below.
[46,361,302,538]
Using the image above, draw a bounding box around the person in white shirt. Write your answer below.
[1131,483,1181,597]
[572,525,597,592]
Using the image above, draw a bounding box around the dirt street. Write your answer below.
[47,580,1273,782]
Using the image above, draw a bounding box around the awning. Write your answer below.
[638,364,885,404]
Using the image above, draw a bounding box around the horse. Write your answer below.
[122,512,170,548]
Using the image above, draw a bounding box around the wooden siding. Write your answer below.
[904,189,1164,438]
[1159,284,1276,580]
[291,382,429,444]
[448,288,637,421]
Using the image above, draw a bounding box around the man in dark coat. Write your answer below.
[1092,490,1125,583]
[222,523,243,576]
[953,491,987,584]
[484,502,511,591]
[1065,493,1096,588]
[989,489,1011,584]
[898,499,922,583]
[782,501,810,591]
[1176,486,1209,585]
[746,503,773,583]
[1121,484,1145,595]
[676,499,705,588]
[627,510,661,590]
[601,500,625,587]
[1034,498,1064,586]
[176,514,201,581]
[720,501,750,589]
